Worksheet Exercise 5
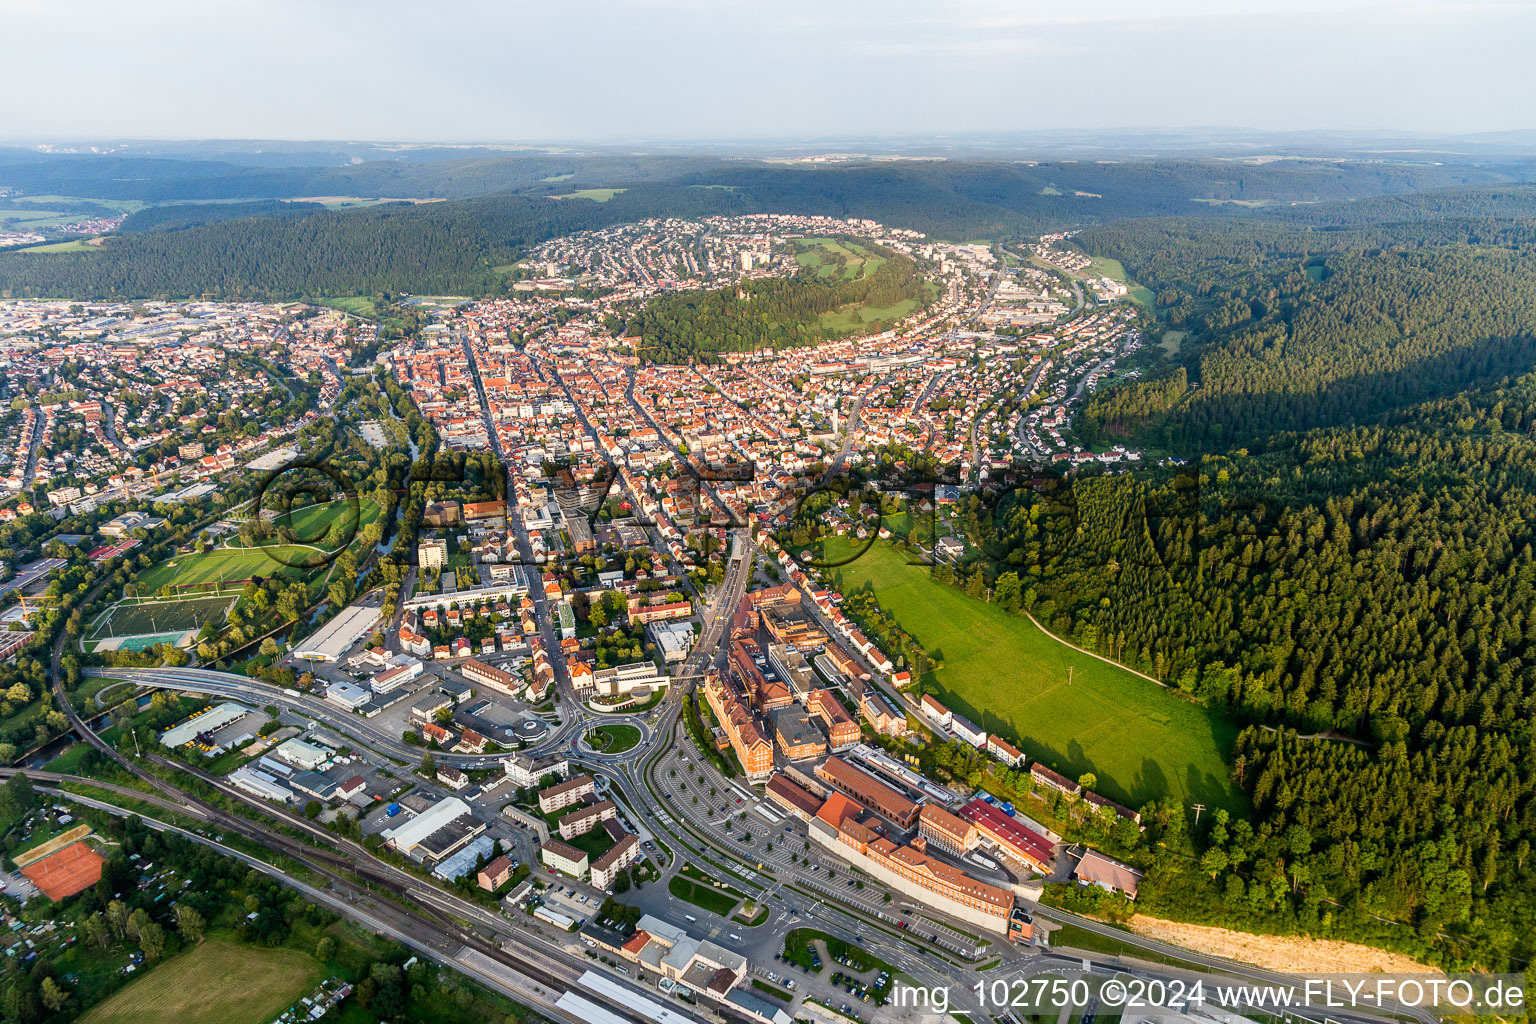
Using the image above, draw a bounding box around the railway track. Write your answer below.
[3,766,579,992]
[41,668,685,1024]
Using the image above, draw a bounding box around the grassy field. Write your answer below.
[284,196,442,209]
[795,238,887,281]
[135,546,318,593]
[552,188,625,202]
[1159,330,1188,357]
[12,195,144,213]
[825,540,1243,811]
[587,723,641,753]
[668,876,740,916]
[318,296,379,318]
[15,237,100,254]
[79,939,320,1024]
[1086,256,1129,281]
[140,497,378,594]
[1081,255,1154,307]
[819,296,921,333]
[1,209,79,229]
[562,822,617,860]
[266,496,380,547]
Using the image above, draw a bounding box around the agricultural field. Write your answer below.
[824,540,1243,812]
[285,196,443,208]
[79,939,320,1024]
[16,237,101,254]
[7,195,144,214]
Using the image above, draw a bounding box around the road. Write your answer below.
[85,665,516,768]
[51,669,713,1024]
[460,332,580,718]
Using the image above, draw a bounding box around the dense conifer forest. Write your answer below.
[951,209,1536,968]
[3,156,1529,301]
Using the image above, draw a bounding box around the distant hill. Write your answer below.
[1,155,1532,300]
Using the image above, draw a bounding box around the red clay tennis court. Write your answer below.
[21,842,105,901]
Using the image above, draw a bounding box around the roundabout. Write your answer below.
[574,716,651,758]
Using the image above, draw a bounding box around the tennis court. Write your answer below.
[21,841,105,901]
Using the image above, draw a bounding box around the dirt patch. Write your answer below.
[1126,915,1431,973]
[14,824,92,868]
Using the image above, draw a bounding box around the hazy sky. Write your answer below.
[3,0,1533,142]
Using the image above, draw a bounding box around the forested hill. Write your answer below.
[977,208,1536,967]
[0,186,757,300]
[990,373,1536,968]
[626,247,930,362]
[1075,209,1536,452]
[2,156,1530,301]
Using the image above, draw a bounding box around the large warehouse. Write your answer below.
[293,604,382,662]
[382,797,486,863]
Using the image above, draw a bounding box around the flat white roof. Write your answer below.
[554,993,629,1024]
[382,796,473,854]
[576,971,695,1024]
[294,604,382,661]
[247,447,298,472]
[159,701,250,747]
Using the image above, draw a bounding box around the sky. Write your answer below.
[3,0,1533,143]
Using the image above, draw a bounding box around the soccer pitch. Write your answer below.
[87,594,237,651]
[826,540,1243,812]
[92,596,235,637]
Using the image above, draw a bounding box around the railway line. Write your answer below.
[45,650,707,1024]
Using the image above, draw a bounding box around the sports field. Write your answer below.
[91,595,236,639]
[826,541,1243,811]
[21,841,104,900]
[79,939,320,1024]
[134,546,320,593]
[263,495,380,547]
